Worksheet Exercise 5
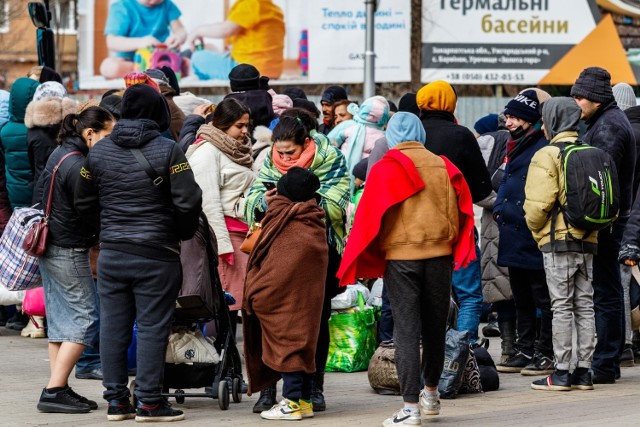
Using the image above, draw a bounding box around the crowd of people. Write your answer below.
[0,60,640,426]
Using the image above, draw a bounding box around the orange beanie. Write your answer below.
[416,80,457,114]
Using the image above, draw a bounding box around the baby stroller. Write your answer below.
[128,215,244,410]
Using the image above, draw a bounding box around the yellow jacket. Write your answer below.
[523,131,598,252]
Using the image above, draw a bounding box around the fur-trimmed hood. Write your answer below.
[25,96,77,128]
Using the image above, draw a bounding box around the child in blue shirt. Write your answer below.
[100,0,186,79]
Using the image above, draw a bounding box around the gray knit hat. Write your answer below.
[570,67,614,103]
[612,83,637,111]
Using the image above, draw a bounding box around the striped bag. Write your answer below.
[0,207,43,291]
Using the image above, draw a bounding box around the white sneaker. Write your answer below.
[419,389,440,415]
[21,316,45,338]
[260,399,302,421]
[382,408,421,426]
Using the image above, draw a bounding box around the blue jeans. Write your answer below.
[451,229,483,344]
[592,218,627,378]
[98,249,182,403]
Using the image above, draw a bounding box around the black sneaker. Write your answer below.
[6,312,28,330]
[252,386,276,413]
[591,370,616,384]
[496,352,532,373]
[37,387,91,413]
[136,401,184,422]
[620,346,635,368]
[521,353,554,376]
[482,316,501,338]
[66,386,98,410]
[571,367,594,390]
[107,400,136,421]
[531,370,571,391]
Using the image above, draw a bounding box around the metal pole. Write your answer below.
[363,0,377,99]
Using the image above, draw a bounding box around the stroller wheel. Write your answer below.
[218,380,230,410]
[128,379,138,408]
[231,377,243,403]
[175,389,185,404]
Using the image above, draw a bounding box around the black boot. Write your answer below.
[498,318,516,364]
[252,385,276,413]
[311,369,326,412]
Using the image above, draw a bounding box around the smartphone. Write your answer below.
[264,182,276,191]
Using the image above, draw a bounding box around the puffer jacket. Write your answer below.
[177,114,205,153]
[40,136,97,248]
[0,77,39,208]
[583,99,636,215]
[26,95,77,204]
[74,118,203,257]
[493,126,548,269]
[523,131,598,253]
[476,129,511,303]
[186,128,255,255]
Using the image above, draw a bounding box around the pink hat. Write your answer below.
[272,94,293,116]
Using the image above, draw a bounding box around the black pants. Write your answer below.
[385,257,452,403]
[98,249,182,403]
[592,218,626,378]
[508,267,552,357]
[315,244,342,371]
[281,372,313,401]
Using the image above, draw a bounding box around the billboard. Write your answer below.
[77,0,411,90]
[421,0,603,84]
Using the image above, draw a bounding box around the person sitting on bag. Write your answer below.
[36,106,116,414]
[74,84,202,423]
[243,166,328,421]
[337,112,476,426]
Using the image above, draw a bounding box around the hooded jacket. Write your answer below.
[26,95,78,204]
[0,77,39,208]
[583,99,636,215]
[421,111,492,203]
[623,105,640,197]
[74,85,202,258]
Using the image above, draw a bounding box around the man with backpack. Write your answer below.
[524,97,608,391]
[571,67,637,383]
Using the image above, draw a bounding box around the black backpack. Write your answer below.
[556,141,620,232]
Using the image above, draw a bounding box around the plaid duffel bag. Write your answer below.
[0,207,43,291]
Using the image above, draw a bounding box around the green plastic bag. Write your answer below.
[326,292,377,372]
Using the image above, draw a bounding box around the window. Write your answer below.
[51,0,76,34]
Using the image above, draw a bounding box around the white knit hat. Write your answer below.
[612,83,637,111]
[33,81,67,101]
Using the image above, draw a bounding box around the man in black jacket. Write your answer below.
[75,84,202,422]
[571,67,637,384]
[415,81,492,346]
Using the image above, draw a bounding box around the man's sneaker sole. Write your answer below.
[37,401,91,414]
[135,413,185,422]
[521,368,555,376]
[571,384,594,390]
[496,365,525,373]
[108,413,136,421]
[421,408,440,416]
[531,382,570,391]
[260,412,302,421]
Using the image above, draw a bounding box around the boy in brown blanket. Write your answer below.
[243,167,328,421]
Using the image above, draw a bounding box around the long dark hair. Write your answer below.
[57,106,115,145]
[279,107,318,132]
[272,108,319,146]
[206,97,250,131]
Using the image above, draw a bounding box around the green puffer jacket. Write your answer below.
[0,77,39,208]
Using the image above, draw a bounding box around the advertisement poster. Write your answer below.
[421,0,603,84]
[77,0,411,90]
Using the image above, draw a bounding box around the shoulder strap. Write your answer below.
[131,148,165,187]
[44,150,82,217]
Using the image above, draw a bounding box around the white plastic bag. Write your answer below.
[166,328,220,365]
[0,283,24,306]
[367,279,383,307]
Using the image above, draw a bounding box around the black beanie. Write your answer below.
[228,63,261,92]
[503,90,541,124]
[99,95,122,120]
[388,101,398,113]
[292,98,320,119]
[283,87,307,100]
[352,157,368,181]
[160,66,180,96]
[321,86,348,104]
[570,67,614,103]
[398,92,420,117]
[39,66,62,84]
[277,167,321,202]
[121,84,171,132]
[259,76,271,91]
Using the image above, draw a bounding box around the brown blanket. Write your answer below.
[242,196,328,394]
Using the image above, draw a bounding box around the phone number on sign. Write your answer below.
[444,72,526,82]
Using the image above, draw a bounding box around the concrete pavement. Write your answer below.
[2,326,640,426]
